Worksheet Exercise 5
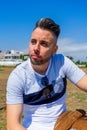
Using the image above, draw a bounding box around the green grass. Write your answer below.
[67,92,87,101]
[74,93,87,101]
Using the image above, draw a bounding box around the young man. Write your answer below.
[6,18,87,130]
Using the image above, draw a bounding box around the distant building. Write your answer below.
[0,50,28,66]
[0,52,5,59]
[4,50,24,60]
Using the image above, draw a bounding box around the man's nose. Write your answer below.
[34,43,40,54]
[34,43,40,50]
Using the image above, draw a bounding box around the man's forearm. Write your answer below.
[7,124,27,130]
[7,104,26,130]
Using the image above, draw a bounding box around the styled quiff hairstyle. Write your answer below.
[34,18,60,38]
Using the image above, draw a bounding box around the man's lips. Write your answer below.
[31,54,40,59]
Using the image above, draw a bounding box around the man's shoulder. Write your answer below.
[10,59,30,76]
[17,59,29,68]
[52,54,65,65]
[53,54,73,64]
[16,58,31,71]
[53,54,65,60]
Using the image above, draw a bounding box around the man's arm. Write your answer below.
[76,74,87,92]
[7,104,26,130]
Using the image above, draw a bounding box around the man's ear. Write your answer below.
[53,45,58,54]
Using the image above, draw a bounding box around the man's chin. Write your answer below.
[30,56,50,65]
[30,59,43,65]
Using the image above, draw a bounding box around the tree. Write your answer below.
[67,56,74,61]
[75,60,80,65]
[20,54,24,61]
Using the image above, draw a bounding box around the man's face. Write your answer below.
[29,27,58,65]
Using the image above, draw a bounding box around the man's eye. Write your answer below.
[40,41,49,47]
[31,39,36,44]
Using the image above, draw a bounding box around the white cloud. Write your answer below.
[57,38,87,61]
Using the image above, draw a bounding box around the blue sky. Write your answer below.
[0,0,87,61]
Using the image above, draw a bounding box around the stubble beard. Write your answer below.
[29,55,51,65]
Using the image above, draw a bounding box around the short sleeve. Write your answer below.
[63,56,85,84]
[6,68,25,104]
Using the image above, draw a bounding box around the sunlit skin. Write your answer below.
[29,27,58,74]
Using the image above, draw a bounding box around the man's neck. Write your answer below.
[32,61,50,75]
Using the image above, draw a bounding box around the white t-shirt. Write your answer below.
[6,54,85,130]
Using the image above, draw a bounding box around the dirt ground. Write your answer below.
[0,66,87,130]
[0,66,15,130]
